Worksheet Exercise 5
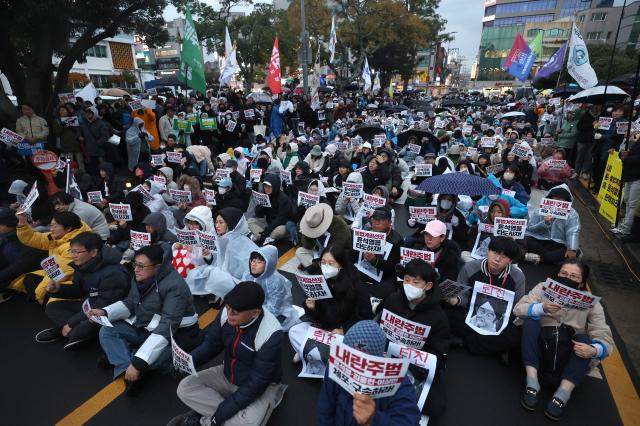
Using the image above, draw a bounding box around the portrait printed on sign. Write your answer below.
[471,223,494,260]
[298,327,344,379]
[386,342,437,411]
[465,282,515,336]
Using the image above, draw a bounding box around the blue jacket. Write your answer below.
[317,374,420,426]
[468,174,528,224]
[191,308,283,422]
[270,106,285,138]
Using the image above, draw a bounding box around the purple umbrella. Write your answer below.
[416,172,500,196]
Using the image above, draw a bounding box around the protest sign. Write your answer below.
[186,113,198,123]
[58,93,77,104]
[373,134,386,148]
[250,168,263,182]
[408,206,437,224]
[146,88,157,96]
[539,197,572,219]
[485,163,504,175]
[131,184,153,204]
[438,279,471,299]
[0,128,24,147]
[342,182,364,199]
[243,109,255,119]
[336,141,350,151]
[434,118,445,129]
[40,256,65,283]
[414,163,432,177]
[466,147,478,158]
[128,100,143,110]
[493,217,527,239]
[480,137,496,148]
[214,168,230,181]
[197,231,218,253]
[380,309,431,349]
[169,189,192,204]
[353,229,387,254]
[130,231,152,250]
[225,120,238,133]
[173,119,192,132]
[151,154,165,166]
[232,111,240,120]
[318,110,326,121]
[616,121,629,135]
[362,193,386,212]
[386,343,437,410]
[329,341,409,399]
[199,117,217,130]
[548,159,567,170]
[542,278,601,310]
[87,191,103,204]
[19,182,40,213]
[471,223,494,259]
[400,247,434,265]
[597,152,623,225]
[298,121,305,134]
[152,174,167,189]
[408,143,422,155]
[502,189,516,198]
[82,299,113,327]
[176,229,199,247]
[510,143,529,158]
[465,281,515,336]
[280,169,292,185]
[462,124,473,135]
[298,191,320,208]
[252,190,271,208]
[61,116,79,127]
[109,203,133,221]
[549,97,561,107]
[203,189,216,205]
[141,99,156,110]
[31,150,59,170]
[296,274,333,300]
[540,137,555,145]
[166,151,182,164]
[171,330,198,376]
[299,327,344,379]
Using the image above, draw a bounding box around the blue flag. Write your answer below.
[503,33,536,81]
[534,43,567,81]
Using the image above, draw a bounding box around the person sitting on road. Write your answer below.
[316,320,421,425]
[524,184,580,265]
[248,173,291,245]
[434,193,469,249]
[34,232,130,350]
[50,191,110,240]
[296,203,351,271]
[514,259,613,421]
[463,198,512,262]
[334,171,364,224]
[408,219,462,282]
[169,282,286,426]
[536,148,573,190]
[467,174,528,224]
[92,244,200,396]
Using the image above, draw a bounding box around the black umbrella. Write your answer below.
[441,99,465,107]
[471,101,488,107]
[317,86,333,93]
[396,129,440,148]
[352,125,386,141]
[415,104,434,113]
[383,104,409,114]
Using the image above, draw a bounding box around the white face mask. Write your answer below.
[219,187,227,195]
[488,194,499,201]
[503,172,515,182]
[440,199,453,210]
[160,143,167,149]
[403,284,424,301]
[321,264,340,279]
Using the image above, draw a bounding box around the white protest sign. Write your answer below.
[329,341,409,399]
[130,231,152,250]
[225,120,237,133]
[169,189,192,204]
[252,190,271,208]
[466,147,478,158]
[203,189,216,205]
[61,116,79,127]
[438,279,471,299]
[214,168,231,181]
[409,206,437,224]
[318,110,326,121]
[380,309,431,349]
[298,191,320,208]
[480,137,496,148]
[408,143,422,155]
[19,182,40,213]
[58,93,77,104]
[386,343,437,410]
[548,159,567,170]
[400,247,434,265]
[152,175,167,189]
[539,197,572,219]
[342,182,364,199]
[465,281,515,336]
[87,191,103,204]
[362,193,386,212]
[131,184,153,204]
[471,222,494,260]
[510,143,529,158]
[128,100,143,110]
[151,154,165,166]
[82,299,113,327]
[109,203,133,221]
[414,163,432,177]
[197,231,218,252]
[374,134,386,147]
[299,326,344,379]
[336,141,350,151]
[176,228,200,247]
[353,229,387,254]
[542,278,601,310]
[549,97,561,107]
[250,168,263,182]
[462,124,473,135]
[485,163,504,175]
[40,256,65,283]
[166,151,182,164]
[540,137,555,145]
[616,121,629,135]
[296,274,333,300]
[280,169,292,185]
[502,189,516,198]
[244,109,255,119]
[598,117,613,131]
[493,217,527,239]
[171,330,198,376]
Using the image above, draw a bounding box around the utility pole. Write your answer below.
[300,0,309,94]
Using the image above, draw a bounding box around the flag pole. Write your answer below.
[65,158,71,193]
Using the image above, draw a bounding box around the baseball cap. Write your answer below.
[422,219,446,237]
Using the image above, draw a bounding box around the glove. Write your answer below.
[451,216,459,227]
[407,218,417,227]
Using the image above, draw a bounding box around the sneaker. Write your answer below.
[292,352,301,363]
[64,338,90,351]
[611,226,630,235]
[96,354,111,369]
[524,253,541,264]
[0,290,14,304]
[544,397,566,421]
[167,410,201,426]
[124,378,144,397]
[263,237,275,246]
[35,327,62,343]
[521,386,539,411]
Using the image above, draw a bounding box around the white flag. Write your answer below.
[362,57,372,92]
[567,23,598,89]
[76,82,97,105]
[328,15,337,64]
[224,26,233,58]
[373,72,381,93]
[219,48,238,86]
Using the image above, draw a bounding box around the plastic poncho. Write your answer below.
[241,245,299,331]
[125,117,154,171]
[468,174,529,224]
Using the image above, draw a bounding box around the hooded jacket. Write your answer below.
[537,156,573,184]
[468,174,528,224]
[143,212,178,244]
[184,205,214,232]
[93,162,125,204]
[80,116,110,158]
[214,208,258,282]
[335,172,363,219]
[525,183,580,251]
[0,230,47,291]
[255,173,292,238]
[283,143,300,170]
[68,199,110,240]
[103,249,198,370]
[456,258,526,308]
[158,166,179,205]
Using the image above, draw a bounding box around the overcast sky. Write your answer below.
[436,0,484,67]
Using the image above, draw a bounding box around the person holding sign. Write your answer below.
[435,194,469,249]
[514,260,613,421]
[54,106,85,172]
[317,320,421,426]
[34,232,130,349]
[468,174,529,224]
[169,282,286,426]
[14,211,90,304]
[447,237,525,356]
[499,164,530,205]
[248,174,292,245]
[50,192,110,240]
[536,148,573,190]
[106,192,150,251]
[95,245,200,396]
[377,259,450,420]
[173,206,215,281]
[241,246,298,330]
[334,172,364,224]
[289,246,373,362]
[16,102,49,155]
[408,219,462,282]
[524,184,580,265]
[361,156,391,194]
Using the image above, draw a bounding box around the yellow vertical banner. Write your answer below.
[597,152,623,225]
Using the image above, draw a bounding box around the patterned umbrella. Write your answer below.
[416,172,500,196]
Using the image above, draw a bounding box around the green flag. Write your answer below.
[179,6,207,94]
[530,31,543,58]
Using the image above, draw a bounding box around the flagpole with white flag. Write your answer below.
[362,57,372,92]
[566,23,598,89]
[328,15,337,64]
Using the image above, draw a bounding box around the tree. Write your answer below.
[0,0,169,127]
[586,43,638,81]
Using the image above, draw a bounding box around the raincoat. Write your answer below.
[525,183,580,251]
[467,174,528,224]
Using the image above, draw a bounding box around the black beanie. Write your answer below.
[224,281,265,311]
[217,207,244,232]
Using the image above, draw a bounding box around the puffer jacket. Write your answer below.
[16,221,92,301]
[68,199,110,240]
[468,174,528,223]
[525,183,580,251]
[191,308,283,422]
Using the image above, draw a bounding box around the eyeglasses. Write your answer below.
[476,306,496,318]
[558,272,582,282]
[133,262,155,270]
[70,250,88,255]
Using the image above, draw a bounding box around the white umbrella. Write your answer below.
[567,85,628,103]
[501,111,526,118]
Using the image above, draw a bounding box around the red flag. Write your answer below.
[268,34,282,94]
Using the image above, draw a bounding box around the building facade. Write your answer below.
[576,1,640,49]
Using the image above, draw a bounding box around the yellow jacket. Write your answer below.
[15,221,92,302]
